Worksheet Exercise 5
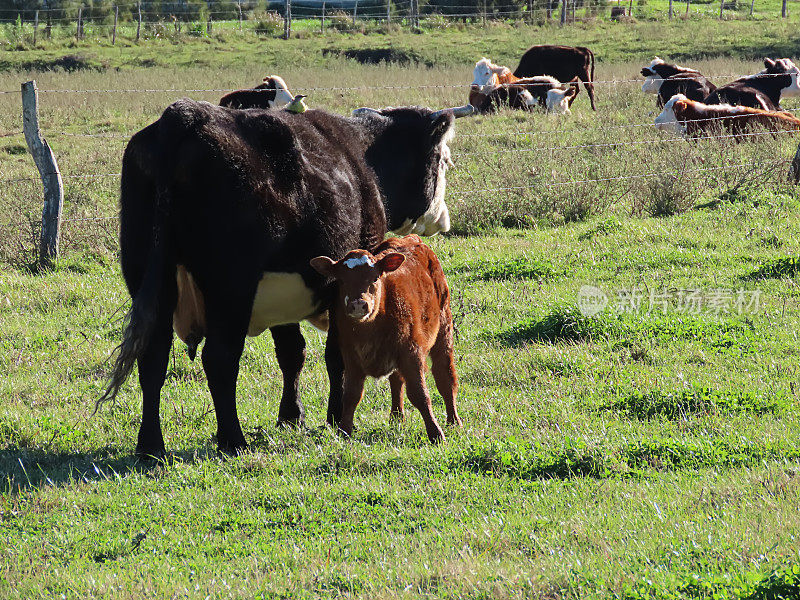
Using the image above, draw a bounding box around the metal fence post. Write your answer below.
[21,81,64,268]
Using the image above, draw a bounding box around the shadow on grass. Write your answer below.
[0,446,214,496]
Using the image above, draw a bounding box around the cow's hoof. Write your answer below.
[135,446,166,462]
[389,410,405,422]
[446,415,463,427]
[217,441,248,457]
[427,428,446,444]
[276,417,305,429]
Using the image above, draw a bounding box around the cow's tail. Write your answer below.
[94,192,173,416]
[94,103,196,415]
[589,48,595,85]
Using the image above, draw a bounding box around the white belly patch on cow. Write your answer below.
[247,272,320,336]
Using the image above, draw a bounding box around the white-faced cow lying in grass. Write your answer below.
[704,58,800,110]
[310,235,461,443]
[469,58,577,114]
[99,99,475,457]
[640,57,717,107]
[218,75,296,109]
[654,93,800,139]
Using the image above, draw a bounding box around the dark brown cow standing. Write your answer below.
[310,235,461,443]
[513,44,596,110]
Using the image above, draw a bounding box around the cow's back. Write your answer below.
[514,45,592,80]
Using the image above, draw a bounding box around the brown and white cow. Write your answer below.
[470,58,576,114]
[640,57,717,107]
[654,93,800,139]
[514,45,596,110]
[310,235,461,443]
[218,75,295,109]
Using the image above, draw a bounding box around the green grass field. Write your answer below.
[2,20,800,599]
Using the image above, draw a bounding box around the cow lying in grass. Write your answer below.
[470,58,577,114]
[310,235,461,443]
[703,58,800,110]
[654,93,800,139]
[219,75,296,109]
[640,57,716,107]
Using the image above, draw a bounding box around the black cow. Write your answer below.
[640,57,716,107]
[99,99,475,457]
[704,58,800,110]
[513,45,596,110]
[219,75,295,109]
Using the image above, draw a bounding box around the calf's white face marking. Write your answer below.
[344,255,375,268]
[248,272,319,336]
[654,94,687,135]
[268,75,296,108]
[780,62,800,97]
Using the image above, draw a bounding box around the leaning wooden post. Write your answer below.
[719,0,723,18]
[749,0,754,15]
[685,0,690,15]
[112,5,118,44]
[136,1,142,40]
[21,81,64,268]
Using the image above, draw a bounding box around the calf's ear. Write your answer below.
[310,256,337,277]
[377,253,405,274]
[764,58,776,69]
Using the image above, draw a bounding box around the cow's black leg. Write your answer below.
[135,319,173,459]
[271,324,306,426]
[325,319,344,427]
[202,322,248,455]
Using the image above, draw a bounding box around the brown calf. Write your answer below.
[310,235,461,443]
[655,93,800,139]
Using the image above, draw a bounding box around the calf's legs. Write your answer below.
[136,321,173,458]
[389,372,405,420]
[338,371,366,438]
[430,328,462,427]
[401,357,445,443]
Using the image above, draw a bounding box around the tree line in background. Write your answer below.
[0,0,595,24]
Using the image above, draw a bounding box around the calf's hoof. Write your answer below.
[217,440,248,456]
[447,415,463,427]
[389,410,405,422]
[136,431,166,461]
[135,446,166,462]
[276,417,305,429]
[426,427,446,444]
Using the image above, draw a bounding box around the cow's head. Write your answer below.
[654,94,688,135]
[352,105,474,236]
[761,58,800,98]
[471,58,510,95]
[310,250,405,322]
[641,57,665,94]
[261,75,296,108]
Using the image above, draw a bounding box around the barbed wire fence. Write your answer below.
[0,0,795,43]
[3,74,800,266]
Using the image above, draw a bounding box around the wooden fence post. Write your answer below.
[45,8,51,38]
[782,0,787,17]
[791,142,800,183]
[560,0,567,24]
[386,0,390,23]
[353,0,358,25]
[237,0,243,30]
[572,0,576,21]
[112,6,118,44]
[686,0,690,15]
[719,0,724,18]
[749,0,755,15]
[321,1,326,31]
[547,0,552,19]
[76,7,82,41]
[207,14,212,34]
[283,0,291,38]
[628,0,633,16]
[21,81,64,268]
[33,10,39,45]
[668,0,673,18]
[136,2,142,40]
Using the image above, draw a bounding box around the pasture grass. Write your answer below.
[2,27,800,599]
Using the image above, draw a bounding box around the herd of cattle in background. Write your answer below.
[97,44,800,457]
